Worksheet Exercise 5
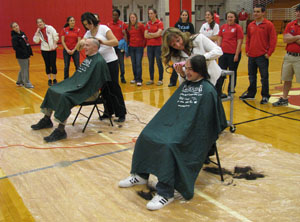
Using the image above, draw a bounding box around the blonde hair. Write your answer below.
[161,27,194,68]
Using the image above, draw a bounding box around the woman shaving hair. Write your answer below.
[161,27,223,86]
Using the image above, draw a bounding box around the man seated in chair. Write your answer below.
[31,38,111,142]
[119,55,227,211]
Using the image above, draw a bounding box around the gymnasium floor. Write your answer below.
[0,36,299,221]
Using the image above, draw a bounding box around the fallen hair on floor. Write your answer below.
[203,166,265,180]
[137,184,157,200]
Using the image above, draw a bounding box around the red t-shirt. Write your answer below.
[145,19,164,46]
[40,27,48,43]
[127,23,145,47]
[219,23,244,54]
[284,20,300,53]
[60,26,82,50]
[246,18,277,57]
[238,12,248,21]
[214,13,220,24]
[107,20,127,41]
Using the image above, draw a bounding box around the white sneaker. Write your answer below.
[146,194,174,210]
[119,174,147,188]
[136,82,142,86]
[130,80,136,84]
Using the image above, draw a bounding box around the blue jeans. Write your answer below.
[114,46,125,80]
[63,49,80,79]
[147,46,163,81]
[129,46,144,83]
[247,55,270,98]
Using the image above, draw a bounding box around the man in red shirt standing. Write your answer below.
[107,9,127,83]
[240,5,277,104]
[273,5,300,106]
[213,10,220,24]
[238,8,248,34]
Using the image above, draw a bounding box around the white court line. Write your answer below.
[0,71,44,100]
[194,190,252,222]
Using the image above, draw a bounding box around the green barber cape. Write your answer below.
[131,79,227,200]
[41,53,111,122]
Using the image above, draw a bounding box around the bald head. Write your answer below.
[84,38,100,56]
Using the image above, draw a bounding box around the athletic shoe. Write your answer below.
[156,81,163,86]
[130,80,136,84]
[25,84,34,89]
[146,194,174,210]
[119,174,147,188]
[221,93,227,99]
[168,83,176,87]
[121,78,127,83]
[136,82,142,86]
[114,116,125,123]
[272,97,288,107]
[44,128,67,142]
[16,82,24,87]
[239,93,255,100]
[48,79,52,86]
[31,118,53,130]
[260,97,269,104]
[146,80,154,85]
[53,79,57,85]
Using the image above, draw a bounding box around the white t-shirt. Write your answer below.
[84,25,118,63]
[199,22,219,38]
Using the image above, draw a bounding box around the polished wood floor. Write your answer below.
[0,36,299,221]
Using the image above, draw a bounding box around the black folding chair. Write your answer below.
[72,88,113,133]
[206,143,224,181]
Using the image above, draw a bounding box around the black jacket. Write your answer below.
[11,30,33,59]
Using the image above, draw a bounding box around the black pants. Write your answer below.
[215,53,241,96]
[169,68,178,85]
[102,60,126,117]
[41,50,57,74]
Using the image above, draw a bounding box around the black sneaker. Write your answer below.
[114,116,125,123]
[221,93,227,99]
[31,118,53,130]
[168,83,176,87]
[260,97,269,104]
[44,128,67,142]
[48,79,52,86]
[99,113,112,120]
[53,79,57,84]
[272,97,288,106]
[121,78,126,83]
[239,93,255,100]
[16,82,24,87]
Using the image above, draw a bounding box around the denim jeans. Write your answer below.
[114,46,125,80]
[63,49,80,79]
[147,45,163,81]
[216,53,241,95]
[247,55,270,98]
[138,173,174,198]
[129,46,144,83]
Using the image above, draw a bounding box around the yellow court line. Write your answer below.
[0,71,44,100]
[0,168,34,222]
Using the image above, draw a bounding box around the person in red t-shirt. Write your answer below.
[107,9,128,83]
[145,8,164,86]
[60,16,82,79]
[239,5,277,104]
[126,12,145,86]
[216,11,244,98]
[238,8,248,34]
[273,5,300,107]
[213,10,220,25]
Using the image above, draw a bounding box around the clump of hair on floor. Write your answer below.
[203,166,265,180]
[137,184,157,200]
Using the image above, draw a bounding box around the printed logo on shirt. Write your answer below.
[231,28,236,32]
[222,29,225,32]
[66,31,69,35]
[291,29,295,34]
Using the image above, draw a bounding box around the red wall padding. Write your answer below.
[169,0,192,27]
[0,0,112,47]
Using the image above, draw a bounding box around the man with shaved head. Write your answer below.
[31,37,111,142]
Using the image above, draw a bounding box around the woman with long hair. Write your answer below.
[161,27,222,86]
[33,18,59,86]
[216,11,243,97]
[169,10,195,87]
[119,55,227,211]
[126,12,145,86]
[60,16,82,79]
[80,12,126,122]
[144,8,164,86]
[11,22,34,88]
[199,10,219,42]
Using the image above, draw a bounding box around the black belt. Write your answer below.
[287,52,300,56]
